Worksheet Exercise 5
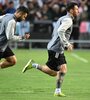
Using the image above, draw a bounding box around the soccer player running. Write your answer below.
[0,6,30,69]
[22,2,79,96]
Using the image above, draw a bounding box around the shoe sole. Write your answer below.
[22,59,32,73]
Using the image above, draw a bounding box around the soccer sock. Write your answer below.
[55,88,61,93]
[32,63,39,68]
[56,72,65,89]
[32,63,42,70]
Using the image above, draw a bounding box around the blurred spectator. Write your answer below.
[46,0,60,8]
[27,0,41,22]
[80,0,87,4]
[30,0,40,9]
[16,0,27,8]
[79,0,88,14]
[51,4,61,21]
[79,0,88,22]
[0,3,3,15]
[0,0,8,14]
[4,1,16,14]
[59,0,67,16]
[35,11,42,20]
[87,0,90,20]
[13,0,19,9]
[36,0,43,8]
[0,0,8,6]
[26,0,36,23]
[41,3,52,20]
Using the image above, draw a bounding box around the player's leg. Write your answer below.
[22,60,57,76]
[0,55,17,68]
[54,52,67,97]
[0,46,17,69]
[54,64,67,96]
[22,51,57,76]
[34,64,57,76]
[22,50,57,76]
[56,64,67,89]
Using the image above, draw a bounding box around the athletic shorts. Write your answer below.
[0,46,14,60]
[46,50,67,71]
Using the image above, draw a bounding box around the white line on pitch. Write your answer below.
[0,90,50,94]
[71,53,88,63]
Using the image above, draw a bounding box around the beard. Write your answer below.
[16,17,22,22]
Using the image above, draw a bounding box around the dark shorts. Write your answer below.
[46,50,67,71]
[0,46,14,60]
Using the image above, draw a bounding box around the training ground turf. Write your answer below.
[0,49,90,100]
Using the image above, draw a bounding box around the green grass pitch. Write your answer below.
[0,49,90,100]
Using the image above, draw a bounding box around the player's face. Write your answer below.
[17,13,28,22]
[21,13,28,20]
[72,5,79,17]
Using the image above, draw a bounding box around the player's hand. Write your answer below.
[67,44,73,51]
[24,33,30,39]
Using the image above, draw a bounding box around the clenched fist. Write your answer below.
[24,33,30,39]
[67,44,73,51]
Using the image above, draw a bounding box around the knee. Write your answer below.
[11,58,17,65]
[62,69,67,74]
[9,57,17,66]
[59,64,67,74]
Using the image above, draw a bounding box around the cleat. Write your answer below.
[54,92,66,97]
[22,59,34,73]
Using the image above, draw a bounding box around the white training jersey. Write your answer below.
[0,14,22,52]
[47,13,73,54]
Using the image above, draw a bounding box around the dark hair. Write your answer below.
[9,1,14,4]
[16,6,29,14]
[66,2,78,11]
